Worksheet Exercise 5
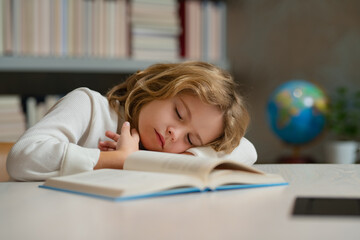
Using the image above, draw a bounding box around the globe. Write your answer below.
[267,80,328,145]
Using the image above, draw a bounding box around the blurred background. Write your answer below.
[1,0,359,163]
[227,0,360,163]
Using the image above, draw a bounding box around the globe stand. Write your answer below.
[278,146,316,164]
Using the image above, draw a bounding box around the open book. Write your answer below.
[40,151,287,201]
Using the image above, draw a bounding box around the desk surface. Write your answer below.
[1,164,360,240]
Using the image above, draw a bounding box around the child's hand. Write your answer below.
[94,122,139,170]
[116,121,140,156]
[98,131,120,151]
[98,122,140,156]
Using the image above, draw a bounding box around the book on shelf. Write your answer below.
[180,0,202,60]
[202,0,225,62]
[131,0,180,61]
[0,95,26,142]
[1,0,228,63]
[132,48,179,61]
[133,35,179,50]
[0,0,3,56]
[2,0,12,55]
[1,0,129,59]
[179,0,226,62]
[0,94,61,140]
[40,151,288,201]
[25,95,61,128]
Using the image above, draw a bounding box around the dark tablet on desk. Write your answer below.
[292,197,360,217]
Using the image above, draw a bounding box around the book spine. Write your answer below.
[67,0,74,57]
[73,0,83,57]
[52,0,63,56]
[0,95,26,142]
[12,0,20,56]
[33,0,40,56]
[0,0,3,56]
[219,1,227,62]
[106,0,116,58]
[83,0,91,57]
[41,0,51,56]
[202,0,209,61]
[178,0,185,58]
[98,0,105,57]
[61,0,68,56]
[25,95,61,128]
[3,0,12,55]
[0,0,226,61]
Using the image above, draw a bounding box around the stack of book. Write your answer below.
[25,95,60,128]
[131,0,180,61]
[179,0,227,62]
[0,95,26,142]
[0,0,129,58]
[0,0,228,62]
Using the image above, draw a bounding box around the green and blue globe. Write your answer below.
[267,80,328,145]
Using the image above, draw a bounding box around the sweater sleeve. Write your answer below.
[6,88,103,181]
[186,137,257,165]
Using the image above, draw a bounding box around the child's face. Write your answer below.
[138,93,224,153]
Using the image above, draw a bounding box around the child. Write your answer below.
[7,62,257,181]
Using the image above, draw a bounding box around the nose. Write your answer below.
[168,127,180,142]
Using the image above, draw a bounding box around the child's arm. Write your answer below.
[6,88,118,181]
[94,122,139,169]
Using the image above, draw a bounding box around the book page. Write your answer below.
[43,169,204,198]
[207,170,286,189]
[124,151,217,181]
[213,162,263,174]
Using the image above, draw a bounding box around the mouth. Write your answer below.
[154,129,165,149]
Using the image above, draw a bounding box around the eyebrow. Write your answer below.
[179,97,204,146]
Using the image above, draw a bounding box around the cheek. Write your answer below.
[138,118,151,141]
[137,114,150,144]
[138,126,156,151]
[165,142,188,154]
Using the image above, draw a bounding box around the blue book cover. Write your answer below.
[39,151,288,202]
[39,180,288,202]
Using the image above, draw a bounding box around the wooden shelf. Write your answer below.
[0,56,229,73]
[0,56,229,95]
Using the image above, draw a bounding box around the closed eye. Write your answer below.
[175,107,182,120]
[187,134,193,145]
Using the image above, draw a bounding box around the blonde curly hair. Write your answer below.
[107,61,249,153]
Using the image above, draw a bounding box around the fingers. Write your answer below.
[121,121,138,137]
[105,130,120,141]
[120,121,131,136]
[98,140,117,151]
[100,122,137,152]
[120,121,140,143]
[108,122,137,138]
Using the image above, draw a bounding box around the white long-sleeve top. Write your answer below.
[7,88,257,181]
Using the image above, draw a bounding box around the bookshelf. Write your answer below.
[0,0,229,95]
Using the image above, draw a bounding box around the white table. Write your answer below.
[1,164,359,240]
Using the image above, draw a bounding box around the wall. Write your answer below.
[227,0,360,163]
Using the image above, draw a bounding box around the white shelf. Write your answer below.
[0,56,229,73]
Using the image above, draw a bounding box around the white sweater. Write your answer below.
[7,88,257,181]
